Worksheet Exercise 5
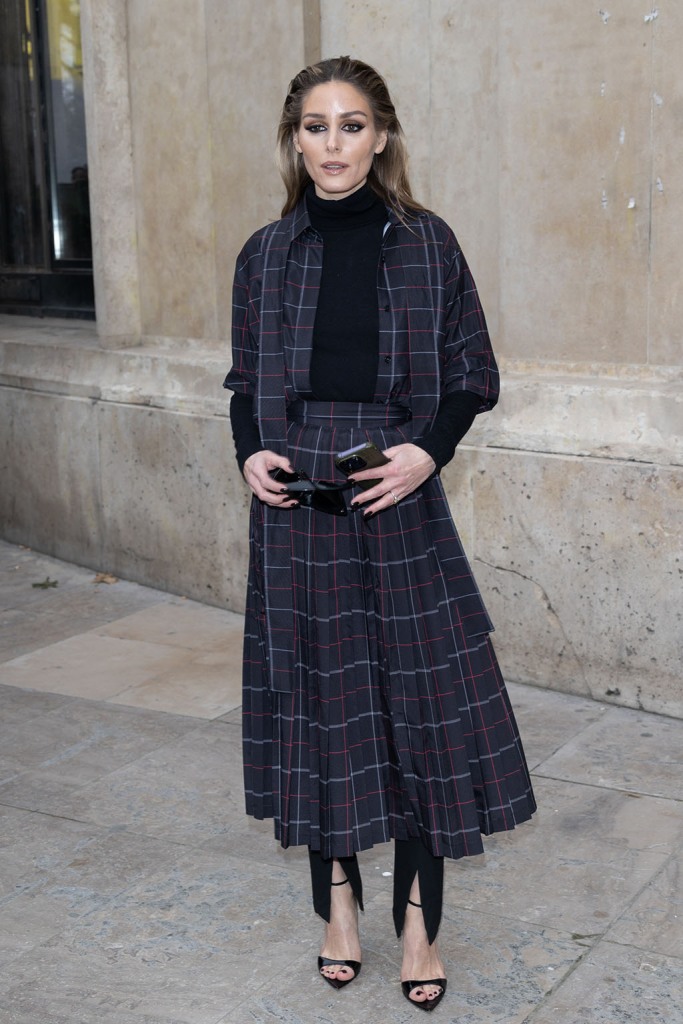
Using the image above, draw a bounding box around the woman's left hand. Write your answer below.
[349,443,436,516]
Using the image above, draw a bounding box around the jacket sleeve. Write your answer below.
[229,392,263,470]
[412,390,481,471]
[223,235,266,466]
[441,229,499,412]
[223,235,261,398]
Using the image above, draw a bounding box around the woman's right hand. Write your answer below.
[243,450,300,508]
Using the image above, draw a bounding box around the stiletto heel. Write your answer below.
[317,878,362,989]
[400,899,447,1012]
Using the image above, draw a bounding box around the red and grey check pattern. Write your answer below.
[225,202,536,860]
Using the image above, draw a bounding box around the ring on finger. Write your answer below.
[390,490,400,505]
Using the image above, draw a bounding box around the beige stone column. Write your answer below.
[303,0,322,65]
[80,0,142,347]
[207,0,309,341]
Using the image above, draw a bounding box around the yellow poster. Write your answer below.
[46,0,83,82]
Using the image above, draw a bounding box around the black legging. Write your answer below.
[309,838,444,945]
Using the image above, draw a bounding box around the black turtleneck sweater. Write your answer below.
[307,183,386,400]
[230,183,480,472]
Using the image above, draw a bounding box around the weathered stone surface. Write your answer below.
[0,542,174,662]
[448,447,683,718]
[649,2,683,367]
[96,400,248,608]
[446,775,681,935]
[321,0,433,203]
[608,853,683,958]
[127,0,217,342]
[429,0,501,336]
[206,0,306,341]
[0,386,104,569]
[534,705,683,800]
[320,2,679,371]
[503,680,607,771]
[528,942,683,1024]
[80,0,141,345]
[470,363,683,467]
[497,1,653,364]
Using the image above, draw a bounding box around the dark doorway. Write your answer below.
[0,0,94,318]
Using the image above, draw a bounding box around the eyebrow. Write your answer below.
[301,110,369,120]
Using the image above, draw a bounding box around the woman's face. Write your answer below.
[293,81,387,200]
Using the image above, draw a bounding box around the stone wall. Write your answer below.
[1,1,681,716]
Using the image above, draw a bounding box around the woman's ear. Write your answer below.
[293,131,303,155]
[374,130,388,155]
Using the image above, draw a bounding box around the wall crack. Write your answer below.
[475,558,592,697]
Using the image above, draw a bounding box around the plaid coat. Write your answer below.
[225,201,499,690]
[224,200,536,859]
[225,200,499,450]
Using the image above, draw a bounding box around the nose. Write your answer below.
[325,130,341,152]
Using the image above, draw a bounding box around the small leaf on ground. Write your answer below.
[31,577,58,589]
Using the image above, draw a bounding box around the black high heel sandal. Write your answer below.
[400,899,447,1012]
[317,878,362,990]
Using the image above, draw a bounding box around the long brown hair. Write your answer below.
[277,56,427,219]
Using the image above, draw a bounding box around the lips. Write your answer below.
[321,162,348,172]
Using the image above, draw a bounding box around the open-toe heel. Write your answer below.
[317,877,362,990]
[318,954,362,990]
[401,977,447,1012]
[400,898,447,1012]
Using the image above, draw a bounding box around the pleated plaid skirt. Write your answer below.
[241,401,536,861]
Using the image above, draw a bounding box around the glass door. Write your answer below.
[43,0,91,263]
[0,0,94,317]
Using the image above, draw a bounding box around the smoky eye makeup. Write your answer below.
[303,120,366,133]
[300,110,369,131]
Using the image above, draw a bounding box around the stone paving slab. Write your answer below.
[527,942,683,1024]
[534,704,683,800]
[607,852,683,958]
[0,543,173,661]
[502,681,609,770]
[0,834,590,1024]
[0,544,107,610]
[1,544,243,719]
[95,601,244,652]
[0,684,73,726]
[1,630,242,719]
[442,777,681,935]
[1,1011,191,1024]
[0,850,313,1024]
[107,646,242,719]
[1,630,194,697]
[0,806,184,970]
[28,720,245,843]
[216,706,241,725]
[0,696,197,785]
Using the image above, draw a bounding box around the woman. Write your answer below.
[225,56,536,1012]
